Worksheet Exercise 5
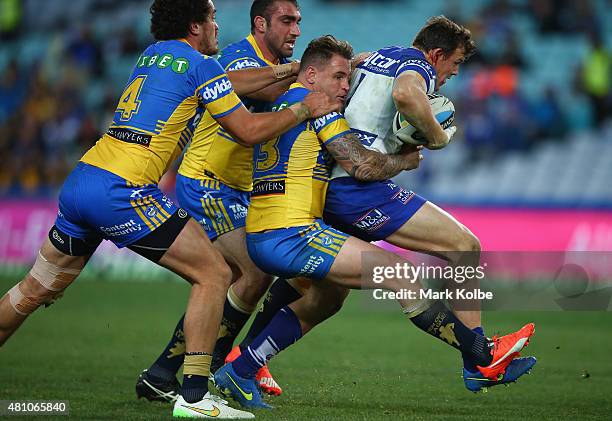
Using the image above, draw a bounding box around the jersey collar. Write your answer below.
[290,82,308,91]
[246,34,278,66]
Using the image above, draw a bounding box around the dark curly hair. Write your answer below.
[150,0,213,40]
[413,15,476,59]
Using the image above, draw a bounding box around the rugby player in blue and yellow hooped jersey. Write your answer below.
[214,35,536,411]
[0,0,340,418]
[137,0,302,400]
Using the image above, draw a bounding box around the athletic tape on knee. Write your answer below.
[402,298,433,318]
[7,284,43,316]
[227,284,256,314]
[30,252,81,291]
[183,353,212,377]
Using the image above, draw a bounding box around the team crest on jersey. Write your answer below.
[320,235,333,246]
[146,206,157,217]
[353,208,391,232]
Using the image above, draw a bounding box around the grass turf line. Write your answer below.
[1,278,611,420]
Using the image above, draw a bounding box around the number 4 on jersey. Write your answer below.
[116,75,147,121]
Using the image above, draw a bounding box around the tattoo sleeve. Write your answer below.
[326,133,408,181]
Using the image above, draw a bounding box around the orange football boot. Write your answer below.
[477,323,535,380]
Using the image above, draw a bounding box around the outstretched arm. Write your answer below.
[226,62,300,97]
[217,92,340,146]
[240,76,297,102]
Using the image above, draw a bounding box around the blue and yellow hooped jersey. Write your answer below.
[80,39,242,185]
[246,83,352,233]
[179,34,292,191]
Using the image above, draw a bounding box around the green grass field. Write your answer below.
[1,278,611,420]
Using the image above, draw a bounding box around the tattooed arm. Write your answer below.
[326,132,422,181]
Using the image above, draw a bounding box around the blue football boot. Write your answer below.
[214,363,272,409]
[464,356,537,393]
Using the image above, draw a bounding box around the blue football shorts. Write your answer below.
[55,162,180,248]
[176,173,250,241]
[246,219,349,280]
[323,177,427,242]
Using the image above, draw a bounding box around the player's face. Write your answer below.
[312,54,351,106]
[263,1,302,59]
[199,1,219,55]
[431,47,465,90]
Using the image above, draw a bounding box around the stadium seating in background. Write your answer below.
[0,0,610,208]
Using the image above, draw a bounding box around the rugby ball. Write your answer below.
[392,94,455,145]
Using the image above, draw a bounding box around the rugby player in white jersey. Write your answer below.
[231,16,537,395]
[213,35,535,410]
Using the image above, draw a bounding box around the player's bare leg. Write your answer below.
[384,202,537,392]
[287,281,349,334]
[157,218,232,367]
[214,227,273,310]
[386,201,481,328]
[137,225,278,401]
[140,218,252,418]
[218,236,534,408]
[238,202,481,352]
[0,239,89,347]
[211,227,281,395]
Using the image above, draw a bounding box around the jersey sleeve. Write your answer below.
[312,112,352,145]
[193,57,242,118]
[395,58,436,94]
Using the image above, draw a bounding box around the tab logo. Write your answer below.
[352,129,377,147]
[201,79,233,101]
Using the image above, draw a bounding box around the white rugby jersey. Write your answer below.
[331,46,436,179]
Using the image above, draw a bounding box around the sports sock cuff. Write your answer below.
[227,284,256,314]
[472,326,485,336]
[402,298,433,318]
[184,353,212,377]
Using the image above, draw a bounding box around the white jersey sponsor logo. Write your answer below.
[201,79,233,101]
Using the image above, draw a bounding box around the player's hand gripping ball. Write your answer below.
[393,94,455,146]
